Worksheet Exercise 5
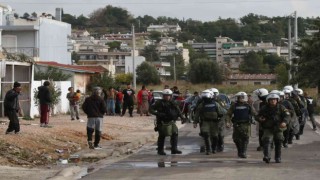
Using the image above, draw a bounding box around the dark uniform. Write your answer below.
[228,101,255,158]
[288,95,304,141]
[257,103,290,163]
[280,99,298,148]
[216,97,228,152]
[150,99,184,155]
[194,98,225,154]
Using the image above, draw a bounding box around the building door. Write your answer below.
[0,61,32,117]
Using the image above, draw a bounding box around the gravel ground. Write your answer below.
[0,111,155,179]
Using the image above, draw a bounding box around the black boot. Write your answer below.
[235,142,241,158]
[171,135,182,154]
[217,135,224,152]
[157,136,166,155]
[211,137,218,154]
[257,129,263,151]
[240,140,248,158]
[275,141,282,163]
[283,129,289,148]
[263,141,271,163]
[288,132,294,144]
[204,137,211,155]
[299,124,305,135]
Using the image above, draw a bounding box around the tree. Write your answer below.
[115,73,133,85]
[33,81,62,115]
[184,44,209,64]
[274,64,289,88]
[31,12,37,17]
[34,66,72,81]
[107,41,121,51]
[88,72,115,92]
[149,31,162,42]
[239,51,269,74]
[22,13,30,19]
[188,59,222,84]
[140,45,160,62]
[294,25,320,93]
[89,5,133,32]
[136,62,160,85]
[262,53,285,73]
[71,51,80,64]
[164,54,185,80]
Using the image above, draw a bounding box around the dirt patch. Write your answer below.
[0,114,154,167]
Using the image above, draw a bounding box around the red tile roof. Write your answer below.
[36,61,107,73]
[228,73,276,80]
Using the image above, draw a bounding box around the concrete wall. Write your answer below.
[39,18,71,64]
[31,81,71,117]
[125,56,145,74]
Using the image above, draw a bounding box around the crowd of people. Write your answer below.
[3,81,318,157]
[149,85,318,164]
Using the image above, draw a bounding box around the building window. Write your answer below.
[254,82,261,85]
[230,82,237,85]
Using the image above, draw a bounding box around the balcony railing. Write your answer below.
[3,47,39,57]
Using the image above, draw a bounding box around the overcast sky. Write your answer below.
[2,0,320,21]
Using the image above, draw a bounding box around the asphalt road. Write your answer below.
[82,121,320,180]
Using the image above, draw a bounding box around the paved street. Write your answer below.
[81,120,320,180]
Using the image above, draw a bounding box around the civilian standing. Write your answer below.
[37,81,52,127]
[82,87,106,149]
[4,82,22,134]
[115,87,123,115]
[121,84,135,117]
[67,87,80,120]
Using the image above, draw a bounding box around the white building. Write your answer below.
[0,6,72,64]
[147,23,181,33]
[125,56,145,74]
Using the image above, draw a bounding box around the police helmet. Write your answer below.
[253,88,269,98]
[270,90,281,95]
[201,90,213,99]
[279,91,285,97]
[210,88,219,96]
[266,93,280,102]
[235,91,248,101]
[294,88,303,95]
[283,85,294,92]
[162,89,173,96]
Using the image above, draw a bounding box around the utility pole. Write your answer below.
[132,25,136,90]
[173,55,176,84]
[294,11,298,44]
[288,17,292,82]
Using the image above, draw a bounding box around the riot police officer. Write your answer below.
[211,88,228,152]
[256,93,290,163]
[149,89,185,155]
[283,88,301,144]
[253,88,269,151]
[293,88,308,138]
[227,92,255,158]
[280,90,299,147]
[193,90,226,155]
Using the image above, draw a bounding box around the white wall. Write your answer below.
[31,80,71,117]
[125,56,145,74]
[39,18,72,64]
